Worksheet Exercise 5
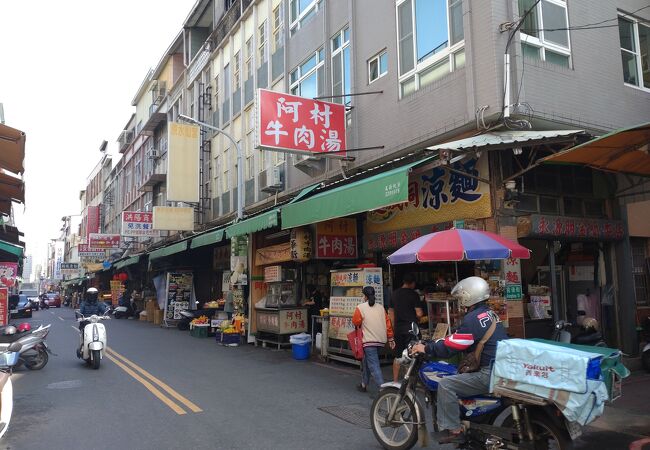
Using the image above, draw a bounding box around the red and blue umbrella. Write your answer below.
[388,229,531,264]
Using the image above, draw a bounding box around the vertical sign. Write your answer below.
[315,218,357,259]
[87,205,100,235]
[504,257,523,300]
[0,287,7,326]
[258,89,347,156]
[121,211,160,237]
[0,262,19,288]
[54,241,65,280]
[167,122,200,202]
[230,236,248,285]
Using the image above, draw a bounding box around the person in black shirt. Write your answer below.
[304,284,323,333]
[388,274,424,382]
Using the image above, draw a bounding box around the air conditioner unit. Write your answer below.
[261,166,283,193]
[147,149,160,159]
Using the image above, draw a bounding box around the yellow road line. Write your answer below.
[106,347,203,413]
[104,353,187,415]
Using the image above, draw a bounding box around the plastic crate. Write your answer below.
[215,332,240,345]
[190,325,209,338]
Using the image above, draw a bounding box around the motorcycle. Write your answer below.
[371,323,575,450]
[0,341,23,439]
[113,297,138,319]
[0,324,53,370]
[551,319,606,347]
[176,308,211,331]
[76,311,110,369]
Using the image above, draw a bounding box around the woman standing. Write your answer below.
[352,286,395,392]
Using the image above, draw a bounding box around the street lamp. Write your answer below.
[178,115,244,221]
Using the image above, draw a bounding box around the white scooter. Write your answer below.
[76,312,110,369]
[0,341,23,439]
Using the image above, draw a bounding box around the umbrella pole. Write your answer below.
[455,262,459,284]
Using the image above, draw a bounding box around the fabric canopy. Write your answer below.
[281,157,434,229]
[0,123,26,174]
[148,241,189,261]
[427,130,585,152]
[0,239,23,259]
[225,209,279,239]
[190,228,225,249]
[541,122,650,177]
[114,255,142,269]
[0,171,24,203]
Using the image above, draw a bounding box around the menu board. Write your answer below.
[164,272,194,320]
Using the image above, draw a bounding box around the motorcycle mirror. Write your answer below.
[410,322,420,337]
[7,342,22,353]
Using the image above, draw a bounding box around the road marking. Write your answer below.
[104,353,187,415]
[106,347,202,413]
[58,316,64,322]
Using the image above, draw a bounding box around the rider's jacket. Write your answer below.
[80,300,107,317]
[424,303,507,367]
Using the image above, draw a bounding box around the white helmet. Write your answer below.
[86,287,98,294]
[451,276,490,308]
[3,326,17,335]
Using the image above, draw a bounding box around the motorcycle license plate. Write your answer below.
[565,420,582,440]
[9,310,17,314]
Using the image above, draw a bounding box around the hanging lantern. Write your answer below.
[118,272,128,282]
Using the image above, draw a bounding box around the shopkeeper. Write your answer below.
[303,284,323,333]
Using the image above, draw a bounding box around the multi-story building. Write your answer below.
[22,254,33,283]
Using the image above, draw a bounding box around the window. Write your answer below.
[290,48,325,98]
[631,238,649,305]
[519,0,571,67]
[213,74,220,109]
[233,52,241,91]
[619,15,650,89]
[245,38,254,79]
[258,21,268,65]
[275,149,285,165]
[245,132,254,179]
[368,50,388,83]
[290,0,319,35]
[223,148,231,193]
[273,4,284,51]
[397,0,465,97]
[214,154,221,195]
[331,27,351,105]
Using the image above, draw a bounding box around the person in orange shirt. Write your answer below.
[352,286,395,392]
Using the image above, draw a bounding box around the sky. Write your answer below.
[0,0,197,274]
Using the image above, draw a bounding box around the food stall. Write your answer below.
[162,271,194,327]
[327,266,384,365]
[254,265,308,349]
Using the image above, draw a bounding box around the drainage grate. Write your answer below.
[318,403,372,429]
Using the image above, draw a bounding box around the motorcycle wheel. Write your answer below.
[91,350,101,370]
[503,410,573,450]
[371,387,419,450]
[25,348,48,370]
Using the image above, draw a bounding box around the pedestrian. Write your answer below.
[303,284,323,333]
[352,286,395,392]
[389,274,424,382]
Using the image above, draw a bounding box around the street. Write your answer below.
[3,307,649,450]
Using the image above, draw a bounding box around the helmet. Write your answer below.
[582,317,599,332]
[17,323,31,333]
[86,287,98,294]
[86,287,99,303]
[451,276,490,309]
[3,326,17,335]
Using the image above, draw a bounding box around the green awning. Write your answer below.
[225,209,279,239]
[281,157,434,229]
[190,229,225,249]
[148,241,188,261]
[0,240,23,259]
[114,255,142,270]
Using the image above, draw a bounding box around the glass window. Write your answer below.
[631,238,649,305]
[619,16,650,89]
[397,0,465,97]
[223,64,231,98]
[368,50,388,83]
[290,0,319,34]
[273,5,284,51]
[539,196,559,214]
[246,38,254,79]
[233,52,241,91]
[290,48,324,98]
[519,0,571,67]
[258,21,268,65]
[331,27,351,104]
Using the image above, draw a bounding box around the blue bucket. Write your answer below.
[292,343,311,360]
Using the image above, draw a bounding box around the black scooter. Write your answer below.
[551,319,606,347]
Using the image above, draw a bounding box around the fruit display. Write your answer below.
[190,315,209,325]
[204,299,224,308]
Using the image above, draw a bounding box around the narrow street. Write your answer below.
[3,308,649,450]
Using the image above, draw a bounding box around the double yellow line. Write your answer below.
[105,347,203,415]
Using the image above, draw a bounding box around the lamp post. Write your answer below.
[178,115,243,221]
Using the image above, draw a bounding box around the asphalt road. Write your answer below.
[2,307,648,450]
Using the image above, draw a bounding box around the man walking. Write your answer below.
[389,274,424,382]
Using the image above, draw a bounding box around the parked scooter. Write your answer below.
[0,323,53,370]
[113,297,138,319]
[551,319,607,347]
[76,311,110,369]
[177,308,211,331]
[0,341,23,439]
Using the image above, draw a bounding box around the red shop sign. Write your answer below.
[88,233,121,249]
[258,89,347,156]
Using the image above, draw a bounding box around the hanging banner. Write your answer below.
[315,218,357,259]
[0,287,7,326]
[0,262,19,288]
[78,244,106,259]
[121,211,160,237]
[258,89,347,156]
[290,227,312,262]
[519,215,625,241]
[88,233,121,249]
[230,236,248,285]
[87,205,100,235]
[54,241,65,280]
[366,156,491,234]
[167,122,200,203]
[255,242,291,266]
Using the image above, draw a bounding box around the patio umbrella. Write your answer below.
[388,229,531,265]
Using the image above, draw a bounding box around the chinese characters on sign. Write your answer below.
[328,316,355,340]
[527,215,625,241]
[87,205,100,234]
[280,309,307,333]
[0,262,18,288]
[61,263,79,278]
[503,257,523,301]
[315,218,357,259]
[121,211,160,237]
[257,311,280,333]
[78,244,106,259]
[290,227,312,262]
[258,89,347,156]
[0,287,7,326]
[88,233,121,249]
[366,222,454,252]
[264,266,282,283]
[329,296,364,317]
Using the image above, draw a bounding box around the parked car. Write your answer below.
[20,289,40,311]
[45,293,61,308]
[9,294,32,319]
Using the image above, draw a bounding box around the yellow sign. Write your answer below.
[366,156,492,233]
[254,242,291,266]
[167,122,200,203]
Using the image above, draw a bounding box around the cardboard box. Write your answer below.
[139,312,147,321]
[153,309,163,325]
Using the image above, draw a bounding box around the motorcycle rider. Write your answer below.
[411,276,507,443]
[78,288,108,348]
